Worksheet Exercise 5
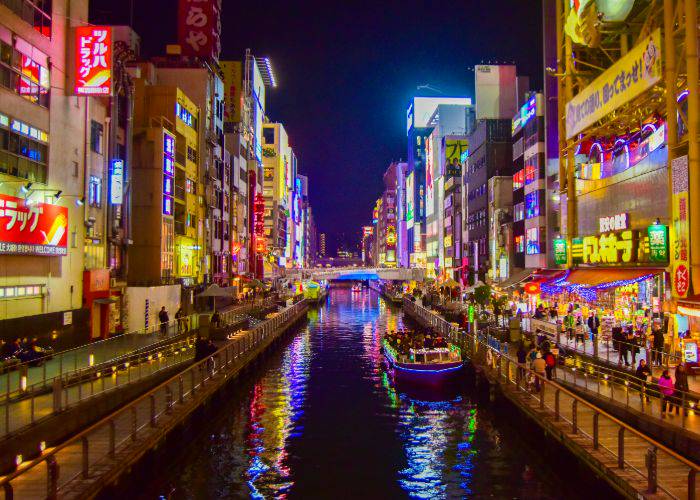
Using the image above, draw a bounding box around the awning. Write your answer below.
[541,268,663,300]
[495,268,533,289]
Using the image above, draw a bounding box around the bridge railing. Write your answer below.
[405,298,700,499]
[0,300,308,498]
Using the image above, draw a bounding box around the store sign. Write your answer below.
[684,340,698,363]
[163,133,175,216]
[553,238,568,265]
[599,213,628,233]
[520,95,537,126]
[571,228,659,265]
[75,26,112,96]
[178,0,221,60]
[566,28,662,139]
[672,155,691,297]
[220,61,242,126]
[109,159,124,205]
[0,194,68,256]
[647,224,669,262]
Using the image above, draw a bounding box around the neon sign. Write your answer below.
[110,159,124,205]
[163,133,175,215]
[599,213,628,233]
[75,26,112,96]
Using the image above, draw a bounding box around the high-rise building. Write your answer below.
[319,233,326,258]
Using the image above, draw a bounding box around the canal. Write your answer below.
[118,288,616,499]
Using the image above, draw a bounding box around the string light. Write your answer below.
[541,271,655,301]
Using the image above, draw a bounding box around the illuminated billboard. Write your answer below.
[178,0,221,60]
[425,132,435,217]
[444,138,468,177]
[252,61,266,163]
[220,61,242,127]
[75,26,112,96]
[163,132,175,216]
[405,172,415,230]
[0,194,68,256]
[407,97,471,134]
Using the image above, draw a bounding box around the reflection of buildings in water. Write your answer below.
[244,327,311,497]
[397,400,477,498]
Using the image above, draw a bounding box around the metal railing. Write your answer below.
[0,300,308,498]
[404,299,700,499]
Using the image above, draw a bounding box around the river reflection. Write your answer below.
[130,287,612,499]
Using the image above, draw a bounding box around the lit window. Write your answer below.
[525,191,540,219]
[526,228,540,255]
[5,287,15,297]
[513,169,524,190]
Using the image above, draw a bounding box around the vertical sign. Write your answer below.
[672,155,690,297]
[75,26,112,95]
[110,159,124,205]
[163,132,175,216]
[178,0,221,61]
[647,224,669,262]
[552,238,568,265]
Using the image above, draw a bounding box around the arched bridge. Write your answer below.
[286,267,424,282]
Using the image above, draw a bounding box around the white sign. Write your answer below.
[599,213,628,233]
[110,159,124,205]
[63,311,72,326]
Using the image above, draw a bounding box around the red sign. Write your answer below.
[0,194,68,256]
[524,282,541,295]
[178,0,221,60]
[675,265,690,297]
[75,26,112,95]
[231,242,243,255]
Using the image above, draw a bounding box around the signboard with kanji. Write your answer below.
[647,224,669,263]
[672,155,690,297]
[178,0,221,61]
[75,26,112,96]
[0,194,68,256]
[552,238,568,265]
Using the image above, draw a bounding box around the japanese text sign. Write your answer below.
[178,0,221,60]
[566,28,661,139]
[553,238,568,265]
[75,26,112,96]
[672,155,691,297]
[647,224,669,263]
[599,213,628,233]
[0,194,68,256]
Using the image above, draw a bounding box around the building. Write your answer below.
[318,233,326,259]
[361,226,374,266]
[376,162,398,267]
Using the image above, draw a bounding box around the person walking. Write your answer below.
[543,349,556,381]
[587,311,600,349]
[634,359,652,403]
[658,369,675,417]
[175,307,187,333]
[674,363,690,416]
[652,322,665,367]
[516,343,527,385]
[531,352,547,392]
[564,312,575,342]
[159,306,169,336]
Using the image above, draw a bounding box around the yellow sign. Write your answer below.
[571,229,654,265]
[565,28,661,139]
[671,155,691,297]
[220,61,242,125]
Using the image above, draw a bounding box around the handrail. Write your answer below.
[404,298,700,479]
[0,299,307,493]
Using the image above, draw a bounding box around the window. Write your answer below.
[515,235,524,253]
[526,227,540,255]
[263,127,275,144]
[0,284,43,299]
[525,191,540,219]
[0,0,52,36]
[186,178,196,194]
[0,115,49,182]
[513,169,524,190]
[524,163,537,185]
[514,202,525,222]
[186,146,197,163]
[90,121,103,153]
[0,40,50,106]
[88,176,102,207]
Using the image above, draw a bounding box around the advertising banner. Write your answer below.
[672,155,691,297]
[425,133,435,217]
[0,194,68,256]
[444,139,468,177]
[552,238,568,265]
[220,61,242,127]
[178,0,221,60]
[648,223,669,263]
[75,26,112,96]
[565,28,661,139]
[406,172,414,229]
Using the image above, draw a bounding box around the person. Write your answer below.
[634,359,652,403]
[194,333,208,361]
[652,322,665,367]
[531,352,547,392]
[627,329,639,365]
[564,312,575,342]
[674,363,690,415]
[158,306,169,336]
[211,310,221,328]
[175,307,187,333]
[613,325,627,366]
[575,314,585,348]
[658,369,675,416]
[543,349,556,380]
[534,304,546,319]
[549,305,558,321]
[587,311,600,346]
[516,343,527,384]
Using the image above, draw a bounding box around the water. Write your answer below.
[122,288,615,499]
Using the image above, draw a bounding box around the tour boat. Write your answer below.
[381,337,463,385]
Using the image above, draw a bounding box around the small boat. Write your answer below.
[382,335,463,385]
[351,284,362,293]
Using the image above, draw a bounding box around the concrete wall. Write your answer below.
[125,285,180,333]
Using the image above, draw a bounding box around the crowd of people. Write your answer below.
[384,329,449,356]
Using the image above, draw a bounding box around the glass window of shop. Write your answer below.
[0,120,48,183]
[0,39,50,107]
[0,0,52,37]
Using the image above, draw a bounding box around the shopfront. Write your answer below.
[83,269,119,340]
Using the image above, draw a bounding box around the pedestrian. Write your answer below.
[543,349,556,380]
[211,309,221,328]
[652,322,665,367]
[516,343,527,384]
[658,369,675,417]
[674,363,690,415]
[634,359,652,403]
[575,314,585,348]
[194,333,208,361]
[627,329,639,365]
[587,310,600,346]
[158,306,169,336]
[531,352,547,392]
[175,307,187,333]
[564,311,575,342]
[616,326,628,366]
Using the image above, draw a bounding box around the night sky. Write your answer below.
[91,0,543,253]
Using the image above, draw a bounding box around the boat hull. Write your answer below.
[382,347,463,385]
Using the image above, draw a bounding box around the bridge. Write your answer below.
[286,266,424,282]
